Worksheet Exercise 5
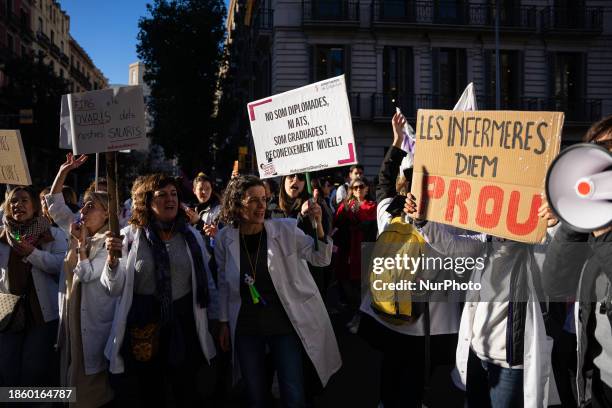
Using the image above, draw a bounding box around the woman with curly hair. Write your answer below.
[102,173,217,407]
[215,175,341,408]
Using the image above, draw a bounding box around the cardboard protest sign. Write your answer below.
[247,75,357,178]
[66,86,147,154]
[410,110,564,243]
[0,130,32,185]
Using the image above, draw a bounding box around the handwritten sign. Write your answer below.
[66,86,147,154]
[0,130,32,185]
[410,109,564,243]
[248,75,357,178]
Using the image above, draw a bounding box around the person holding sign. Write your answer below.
[0,186,68,387]
[404,192,558,408]
[215,175,341,408]
[45,153,117,407]
[101,174,217,407]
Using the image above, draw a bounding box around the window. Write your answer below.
[21,45,26,57]
[382,47,414,114]
[552,53,584,100]
[6,0,12,15]
[60,41,64,53]
[7,34,13,52]
[312,45,347,82]
[310,0,346,20]
[50,30,54,44]
[554,0,586,28]
[38,17,43,32]
[434,0,465,24]
[59,68,63,78]
[433,48,467,109]
[485,50,522,108]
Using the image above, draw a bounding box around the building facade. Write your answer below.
[221,0,612,177]
[0,0,107,93]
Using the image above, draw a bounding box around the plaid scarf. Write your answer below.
[143,217,209,325]
[2,214,51,246]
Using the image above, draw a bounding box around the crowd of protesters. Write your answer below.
[0,113,611,408]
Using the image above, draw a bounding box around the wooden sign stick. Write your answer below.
[105,151,121,258]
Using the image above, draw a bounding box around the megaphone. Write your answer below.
[546,143,612,232]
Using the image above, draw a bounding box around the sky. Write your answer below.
[60,0,151,85]
[61,1,230,86]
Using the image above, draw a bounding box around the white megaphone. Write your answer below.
[546,143,612,232]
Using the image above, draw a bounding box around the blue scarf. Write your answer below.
[144,217,210,325]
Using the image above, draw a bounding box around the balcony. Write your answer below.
[253,8,273,31]
[50,43,61,58]
[372,1,536,32]
[520,97,602,123]
[302,0,360,27]
[540,6,603,34]
[60,53,70,67]
[36,31,50,48]
[70,66,90,88]
[20,24,34,43]
[372,93,444,119]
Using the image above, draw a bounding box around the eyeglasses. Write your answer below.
[352,185,366,190]
[287,174,305,181]
[243,197,268,206]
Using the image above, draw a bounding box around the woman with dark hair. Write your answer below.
[215,175,341,408]
[101,173,217,407]
[334,176,377,333]
[274,174,331,294]
[0,185,68,387]
[46,153,117,407]
[542,114,612,408]
[186,172,222,237]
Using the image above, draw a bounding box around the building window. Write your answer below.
[21,45,26,57]
[485,50,522,109]
[60,68,63,78]
[432,48,467,109]
[50,30,54,44]
[7,34,13,52]
[552,53,584,100]
[6,0,12,14]
[383,46,413,97]
[312,45,347,82]
[38,16,43,32]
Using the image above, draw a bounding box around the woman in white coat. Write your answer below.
[46,153,117,407]
[102,173,217,407]
[216,175,341,408]
[0,185,67,387]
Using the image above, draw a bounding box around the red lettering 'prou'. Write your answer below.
[426,175,445,199]
[476,186,504,229]
[506,191,542,236]
[445,179,471,224]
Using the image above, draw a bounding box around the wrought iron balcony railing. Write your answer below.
[303,0,360,24]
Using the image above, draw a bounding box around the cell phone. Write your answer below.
[386,194,407,216]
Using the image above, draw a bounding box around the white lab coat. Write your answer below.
[215,218,342,386]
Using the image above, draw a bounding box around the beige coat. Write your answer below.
[215,218,342,386]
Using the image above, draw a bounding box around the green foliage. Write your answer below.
[137,0,226,176]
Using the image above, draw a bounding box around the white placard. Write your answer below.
[66,86,148,154]
[247,75,357,178]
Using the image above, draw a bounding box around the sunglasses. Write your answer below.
[287,174,305,181]
[352,185,366,190]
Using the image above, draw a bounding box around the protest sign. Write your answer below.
[410,110,564,243]
[247,75,357,178]
[0,130,32,185]
[66,86,147,154]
